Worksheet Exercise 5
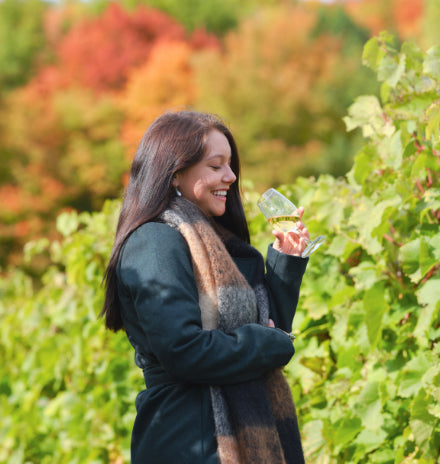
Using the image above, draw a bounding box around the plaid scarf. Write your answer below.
[161,197,304,464]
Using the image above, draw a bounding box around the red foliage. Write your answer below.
[0,3,221,266]
[190,28,220,51]
[37,3,219,95]
[55,3,185,92]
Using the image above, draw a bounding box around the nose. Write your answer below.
[223,165,236,184]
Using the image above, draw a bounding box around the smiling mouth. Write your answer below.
[212,190,228,199]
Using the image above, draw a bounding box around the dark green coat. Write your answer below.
[117,222,308,464]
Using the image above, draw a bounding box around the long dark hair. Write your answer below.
[101,110,250,331]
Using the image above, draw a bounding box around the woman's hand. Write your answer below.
[272,206,310,257]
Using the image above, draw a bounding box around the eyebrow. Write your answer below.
[206,153,232,161]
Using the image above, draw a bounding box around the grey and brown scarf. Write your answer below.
[161,197,304,464]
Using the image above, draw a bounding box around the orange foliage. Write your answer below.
[0,185,29,216]
[0,3,220,265]
[344,0,390,36]
[119,40,196,157]
[4,81,66,157]
[14,220,31,239]
[195,6,343,142]
[1,164,68,215]
[345,0,424,41]
[392,0,423,39]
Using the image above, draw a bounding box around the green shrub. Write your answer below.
[265,33,439,463]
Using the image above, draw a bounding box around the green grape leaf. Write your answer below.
[331,416,363,453]
[410,388,438,454]
[354,428,387,454]
[335,344,362,372]
[398,354,431,398]
[384,53,406,88]
[378,130,402,169]
[302,420,328,463]
[420,236,439,277]
[350,197,400,255]
[401,41,424,71]
[350,148,376,185]
[362,37,382,70]
[399,238,421,281]
[425,102,440,142]
[400,237,439,283]
[416,275,440,314]
[363,282,388,348]
[56,211,79,238]
[428,401,440,419]
[349,261,378,291]
[395,96,433,120]
[354,381,384,430]
[344,95,385,136]
[330,285,357,307]
[423,45,440,78]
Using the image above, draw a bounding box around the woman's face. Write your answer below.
[173,130,237,217]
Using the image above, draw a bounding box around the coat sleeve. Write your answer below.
[118,222,294,386]
[265,244,308,333]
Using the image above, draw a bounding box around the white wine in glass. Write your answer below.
[257,188,325,257]
[268,215,301,232]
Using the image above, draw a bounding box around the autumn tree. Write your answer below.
[118,34,219,158]
[0,2,219,268]
[193,4,377,187]
[53,3,187,93]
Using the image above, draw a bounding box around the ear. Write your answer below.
[172,175,179,188]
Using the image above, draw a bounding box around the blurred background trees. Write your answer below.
[0,0,438,269]
[1,1,439,462]
[1,29,439,464]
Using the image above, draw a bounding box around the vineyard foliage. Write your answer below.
[0,35,439,464]
[275,33,439,463]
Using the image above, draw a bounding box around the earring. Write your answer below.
[175,186,182,197]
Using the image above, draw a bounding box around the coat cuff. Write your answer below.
[266,244,308,280]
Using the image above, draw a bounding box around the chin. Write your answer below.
[209,208,226,217]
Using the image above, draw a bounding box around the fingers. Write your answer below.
[286,230,307,244]
[272,230,284,243]
[267,318,275,328]
[274,229,307,257]
[286,232,305,252]
[297,234,307,252]
[272,230,284,253]
[302,227,310,240]
[295,225,309,240]
[297,206,304,220]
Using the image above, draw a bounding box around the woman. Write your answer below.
[101,110,309,463]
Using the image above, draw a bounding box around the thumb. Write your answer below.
[273,230,284,246]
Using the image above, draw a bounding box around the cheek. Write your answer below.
[192,177,210,197]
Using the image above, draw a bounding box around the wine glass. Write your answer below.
[257,188,325,257]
